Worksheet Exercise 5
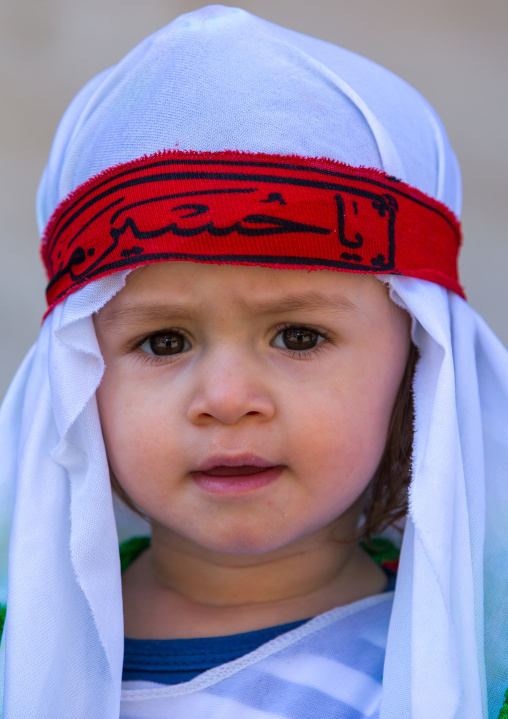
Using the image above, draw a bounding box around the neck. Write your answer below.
[149,524,360,608]
[121,511,388,638]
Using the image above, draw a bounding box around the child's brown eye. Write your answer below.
[140,332,189,356]
[274,327,321,351]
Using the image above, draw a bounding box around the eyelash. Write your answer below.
[270,322,332,361]
[130,323,333,365]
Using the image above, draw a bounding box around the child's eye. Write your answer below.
[271,325,327,354]
[139,331,191,356]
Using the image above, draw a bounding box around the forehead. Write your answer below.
[117,260,390,301]
[98,261,397,324]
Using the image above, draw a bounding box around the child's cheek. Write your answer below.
[96,366,176,491]
[285,385,386,491]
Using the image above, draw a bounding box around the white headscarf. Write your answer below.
[1,6,507,718]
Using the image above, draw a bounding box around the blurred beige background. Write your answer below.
[0,0,507,400]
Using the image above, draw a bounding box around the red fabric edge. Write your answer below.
[41,149,462,261]
[40,149,465,319]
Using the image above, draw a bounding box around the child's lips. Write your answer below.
[193,454,278,474]
[191,463,284,494]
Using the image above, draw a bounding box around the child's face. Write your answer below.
[95,262,410,556]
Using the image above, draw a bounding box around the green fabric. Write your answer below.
[498,688,508,719]
[119,535,151,573]
[360,536,401,565]
[0,604,5,643]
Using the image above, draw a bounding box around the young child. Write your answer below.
[0,5,507,719]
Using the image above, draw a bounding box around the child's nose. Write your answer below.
[186,351,275,426]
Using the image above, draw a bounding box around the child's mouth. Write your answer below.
[201,466,272,476]
[191,461,284,494]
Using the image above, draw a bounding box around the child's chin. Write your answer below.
[201,529,290,557]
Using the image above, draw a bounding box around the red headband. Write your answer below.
[41,150,464,313]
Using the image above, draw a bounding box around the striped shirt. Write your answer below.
[121,592,393,719]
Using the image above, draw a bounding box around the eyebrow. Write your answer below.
[98,291,360,327]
